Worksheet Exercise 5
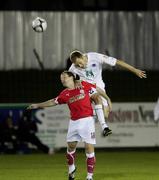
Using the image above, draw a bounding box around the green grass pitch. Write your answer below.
[0,151,159,180]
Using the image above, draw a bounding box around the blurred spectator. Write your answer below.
[0,113,18,154]
[17,110,53,154]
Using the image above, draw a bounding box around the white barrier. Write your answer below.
[35,102,158,148]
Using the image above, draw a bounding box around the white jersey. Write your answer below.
[69,52,117,90]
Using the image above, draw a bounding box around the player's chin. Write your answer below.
[80,66,85,69]
[62,83,67,87]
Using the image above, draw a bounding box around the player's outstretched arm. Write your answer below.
[27,99,57,110]
[116,60,147,79]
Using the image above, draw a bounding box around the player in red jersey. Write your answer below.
[28,71,102,180]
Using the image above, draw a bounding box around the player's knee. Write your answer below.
[85,143,94,154]
[67,143,76,152]
[91,94,102,104]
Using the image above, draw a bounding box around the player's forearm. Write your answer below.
[28,99,57,109]
[116,60,147,79]
[36,99,56,108]
[116,59,136,73]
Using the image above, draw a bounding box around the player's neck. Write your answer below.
[67,82,75,90]
[84,55,88,63]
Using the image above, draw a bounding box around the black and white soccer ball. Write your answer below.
[32,17,47,33]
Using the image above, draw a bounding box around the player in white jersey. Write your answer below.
[69,50,147,135]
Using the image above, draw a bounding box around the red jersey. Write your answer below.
[54,81,96,120]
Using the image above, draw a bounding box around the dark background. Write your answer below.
[0,70,158,103]
[0,0,159,103]
[0,0,159,11]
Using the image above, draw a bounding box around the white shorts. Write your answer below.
[67,116,96,144]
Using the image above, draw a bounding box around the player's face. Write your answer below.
[74,56,87,69]
[60,73,73,87]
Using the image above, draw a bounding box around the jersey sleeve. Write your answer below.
[54,91,67,105]
[82,81,96,89]
[81,81,97,96]
[96,53,117,66]
[68,64,75,73]
[69,65,79,78]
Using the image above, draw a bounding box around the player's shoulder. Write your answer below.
[81,80,95,88]
[81,80,87,86]
[87,52,99,56]
[87,52,104,60]
[59,88,69,96]
[69,63,76,71]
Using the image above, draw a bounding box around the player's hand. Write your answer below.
[75,81,83,89]
[27,104,38,110]
[107,98,112,112]
[134,69,147,78]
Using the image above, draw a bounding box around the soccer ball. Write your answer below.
[32,17,47,33]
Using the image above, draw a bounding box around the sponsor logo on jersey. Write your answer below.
[92,63,96,67]
[69,93,85,103]
[85,70,94,78]
[80,89,84,94]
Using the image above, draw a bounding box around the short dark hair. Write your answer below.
[70,50,83,62]
[61,71,80,81]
